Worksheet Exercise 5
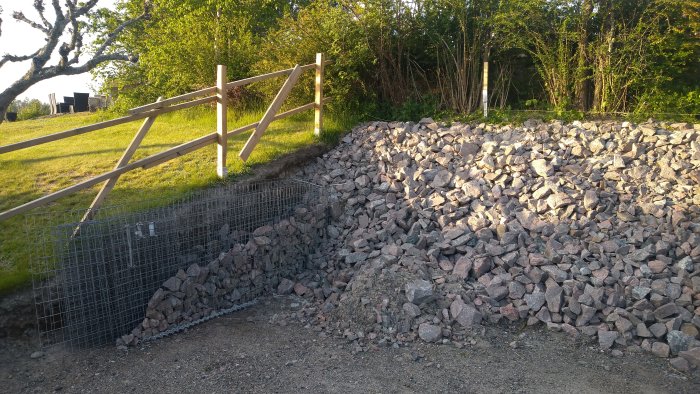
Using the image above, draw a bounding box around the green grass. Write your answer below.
[0,107,356,294]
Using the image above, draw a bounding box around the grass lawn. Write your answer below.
[0,107,354,294]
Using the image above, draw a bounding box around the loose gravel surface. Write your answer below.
[1,296,698,393]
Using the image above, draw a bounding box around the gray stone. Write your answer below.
[531,159,553,177]
[669,357,690,372]
[452,256,472,279]
[460,142,481,157]
[277,278,295,295]
[667,330,692,355]
[654,303,678,320]
[345,252,369,265]
[162,277,182,292]
[598,330,619,350]
[679,347,700,368]
[649,323,667,338]
[524,292,546,312]
[431,170,452,188]
[186,263,202,278]
[405,280,434,305]
[508,281,526,299]
[327,225,340,239]
[583,190,599,210]
[418,323,442,343]
[576,305,597,326]
[676,256,694,272]
[403,302,421,318]
[486,285,509,301]
[472,257,493,277]
[636,323,653,338]
[30,351,45,359]
[651,342,670,358]
[451,298,482,327]
[631,286,651,300]
[545,285,564,313]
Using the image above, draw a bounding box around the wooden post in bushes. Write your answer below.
[217,65,228,178]
[314,53,325,137]
[482,52,489,118]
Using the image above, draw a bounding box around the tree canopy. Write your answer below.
[99,0,700,118]
[0,0,151,123]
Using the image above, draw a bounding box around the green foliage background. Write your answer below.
[96,0,700,120]
[7,98,51,121]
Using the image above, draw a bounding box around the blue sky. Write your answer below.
[0,0,118,102]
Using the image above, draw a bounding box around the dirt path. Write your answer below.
[1,296,698,393]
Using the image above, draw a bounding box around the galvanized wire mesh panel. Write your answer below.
[31,179,327,348]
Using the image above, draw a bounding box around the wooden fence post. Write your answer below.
[217,64,228,178]
[314,53,325,137]
[482,53,489,118]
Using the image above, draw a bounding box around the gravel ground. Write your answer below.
[1,296,698,393]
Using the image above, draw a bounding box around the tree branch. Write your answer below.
[94,11,150,58]
[0,49,42,69]
[40,52,136,79]
[12,11,49,34]
[75,0,100,18]
[33,0,53,30]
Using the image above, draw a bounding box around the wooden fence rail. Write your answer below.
[0,54,330,223]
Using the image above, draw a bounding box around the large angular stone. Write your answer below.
[277,278,295,295]
[451,298,482,327]
[531,159,554,177]
[524,292,546,312]
[545,285,564,313]
[679,347,700,368]
[598,330,619,350]
[162,277,182,292]
[472,257,493,277]
[583,190,599,210]
[667,331,693,355]
[345,252,369,265]
[418,323,442,342]
[651,342,670,358]
[654,303,678,320]
[405,280,434,305]
[452,256,472,279]
[576,305,597,326]
[431,170,452,188]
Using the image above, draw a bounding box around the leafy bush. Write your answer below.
[633,89,700,121]
[8,98,51,121]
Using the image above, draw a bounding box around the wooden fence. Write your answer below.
[0,53,330,223]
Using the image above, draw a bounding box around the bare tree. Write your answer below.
[0,0,150,123]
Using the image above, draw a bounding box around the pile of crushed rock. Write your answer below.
[278,118,700,372]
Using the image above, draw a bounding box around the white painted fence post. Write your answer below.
[314,53,325,137]
[217,65,228,178]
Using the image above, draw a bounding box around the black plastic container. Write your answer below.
[73,93,89,112]
[57,103,71,113]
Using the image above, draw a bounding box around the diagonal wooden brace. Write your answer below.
[77,97,163,230]
[239,64,303,162]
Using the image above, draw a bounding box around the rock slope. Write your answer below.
[289,118,700,371]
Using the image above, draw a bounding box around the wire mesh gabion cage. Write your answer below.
[30,179,328,348]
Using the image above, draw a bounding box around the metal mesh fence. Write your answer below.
[30,179,328,348]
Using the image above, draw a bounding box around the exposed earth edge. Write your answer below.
[1,296,699,393]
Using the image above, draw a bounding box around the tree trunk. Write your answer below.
[575,0,593,111]
[0,78,35,124]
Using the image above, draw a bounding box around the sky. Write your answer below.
[0,0,118,102]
